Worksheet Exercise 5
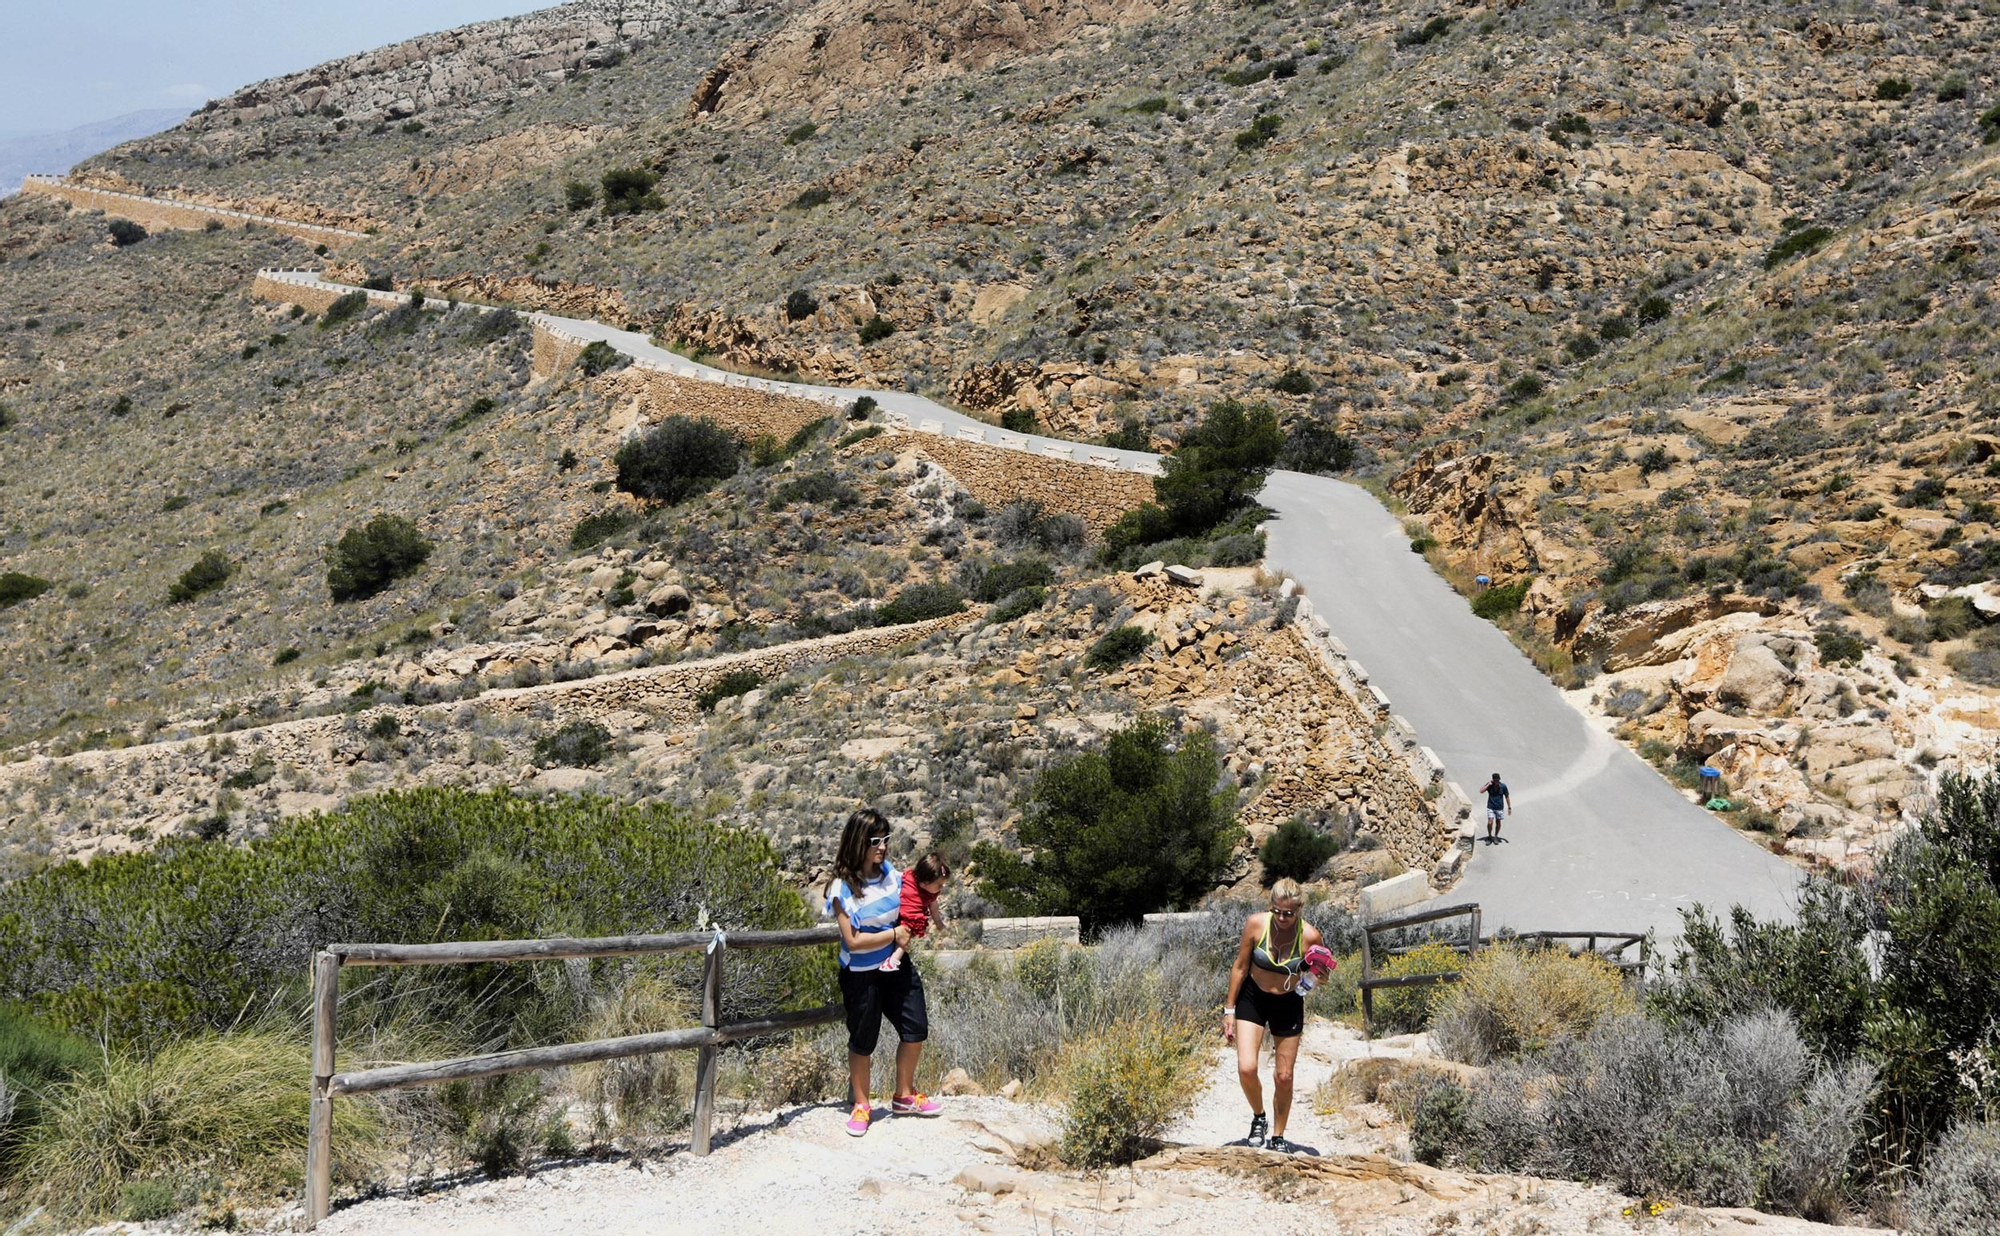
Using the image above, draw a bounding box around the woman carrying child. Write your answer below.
[823,809,944,1137]
[1222,878,1332,1153]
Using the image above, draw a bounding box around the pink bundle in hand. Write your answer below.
[1303,945,1336,976]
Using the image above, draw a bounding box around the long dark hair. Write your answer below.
[830,808,889,895]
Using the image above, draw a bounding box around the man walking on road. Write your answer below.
[1481,773,1511,843]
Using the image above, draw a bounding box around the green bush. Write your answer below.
[563,179,596,211]
[576,340,624,377]
[1406,1074,1469,1166]
[533,720,613,768]
[1057,1021,1205,1167]
[1471,579,1530,620]
[0,789,822,1047]
[987,586,1046,624]
[1107,399,1281,558]
[570,507,635,551]
[1260,819,1339,884]
[1280,420,1357,474]
[107,219,147,247]
[0,571,53,609]
[601,167,664,215]
[1764,225,1833,269]
[773,472,860,508]
[1101,421,1150,451]
[273,647,301,667]
[0,402,13,430]
[961,558,1055,604]
[876,582,966,625]
[1395,15,1453,47]
[1875,77,1913,101]
[1374,940,1463,1033]
[784,289,818,321]
[696,669,762,712]
[1429,945,1635,1064]
[783,122,818,145]
[836,425,884,448]
[326,515,433,602]
[848,395,878,421]
[1233,114,1281,150]
[1085,625,1152,670]
[1000,407,1038,434]
[466,308,521,345]
[1635,295,1672,325]
[1270,367,1313,395]
[167,551,232,603]
[973,715,1241,934]
[614,416,742,504]
[857,315,896,344]
[1815,624,1869,666]
[319,290,369,328]
[789,186,833,210]
[1503,373,1544,402]
[360,274,394,292]
[1637,445,1672,476]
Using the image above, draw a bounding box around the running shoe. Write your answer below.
[1246,1113,1269,1149]
[845,1103,872,1136]
[892,1092,942,1116]
[1265,1134,1295,1154]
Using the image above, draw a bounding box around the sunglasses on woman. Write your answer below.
[867,835,891,847]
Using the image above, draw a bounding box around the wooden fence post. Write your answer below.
[691,939,725,1155]
[1359,925,1375,1040]
[305,950,339,1228]
[1468,907,1482,959]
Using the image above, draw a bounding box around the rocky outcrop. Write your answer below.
[1571,593,1783,672]
[1390,442,1537,576]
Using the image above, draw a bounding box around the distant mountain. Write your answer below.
[0,108,189,196]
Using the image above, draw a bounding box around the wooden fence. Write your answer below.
[304,925,842,1227]
[1357,903,1646,1038]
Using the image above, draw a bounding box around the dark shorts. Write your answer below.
[1236,980,1305,1038]
[838,961,930,1056]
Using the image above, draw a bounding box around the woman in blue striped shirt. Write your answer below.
[825,808,942,1136]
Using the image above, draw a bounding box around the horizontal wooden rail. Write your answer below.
[331,1003,843,1095]
[1364,901,1479,935]
[330,925,838,966]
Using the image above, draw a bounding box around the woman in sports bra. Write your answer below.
[1222,878,1324,1152]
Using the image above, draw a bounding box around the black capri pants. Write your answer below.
[838,962,930,1055]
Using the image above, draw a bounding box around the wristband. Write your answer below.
[1222,1007,1235,1015]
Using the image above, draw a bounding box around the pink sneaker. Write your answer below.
[892,1093,942,1116]
[879,954,901,972]
[845,1103,872,1137]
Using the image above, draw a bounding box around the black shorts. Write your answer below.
[1236,980,1305,1038]
[837,962,930,1056]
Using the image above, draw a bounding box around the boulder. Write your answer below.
[1165,565,1204,587]
[939,1067,985,1097]
[1716,639,1795,712]
[644,583,692,617]
[1572,592,1781,671]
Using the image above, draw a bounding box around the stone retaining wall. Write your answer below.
[905,433,1154,534]
[23,176,364,247]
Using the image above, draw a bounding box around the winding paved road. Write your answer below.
[272,271,1805,942]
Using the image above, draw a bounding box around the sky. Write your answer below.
[0,1,553,136]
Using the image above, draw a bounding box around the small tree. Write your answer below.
[319,291,368,328]
[576,340,623,377]
[858,315,896,344]
[973,716,1241,934]
[534,720,613,767]
[601,167,664,215]
[107,219,147,247]
[1085,625,1151,669]
[1109,398,1282,551]
[0,572,53,609]
[613,416,741,504]
[563,180,597,211]
[1001,408,1038,434]
[168,551,233,603]
[1280,419,1357,475]
[326,515,433,601]
[875,582,965,625]
[784,289,819,321]
[1261,818,1339,884]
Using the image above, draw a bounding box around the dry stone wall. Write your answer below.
[904,433,1154,534]
[22,177,365,247]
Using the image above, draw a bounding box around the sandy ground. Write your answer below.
[288,1022,1886,1236]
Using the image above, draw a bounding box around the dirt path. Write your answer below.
[296,1020,1879,1236]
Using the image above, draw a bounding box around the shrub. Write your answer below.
[319,290,369,328]
[994,500,1087,556]
[973,715,1240,934]
[1058,1021,1205,1167]
[1120,398,1282,548]
[0,1004,98,1159]
[960,557,1055,603]
[987,586,1046,624]
[1395,15,1453,47]
[1875,77,1913,101]
[360,274,394,292]
[1260,818,1339,884]
[1503,373,1544,402]
[1000,407,1038,434]
[783,121,818,145]
[106,219,147,247]
[563,179,596,210]
[19,1029,385,1218]
[1908,1119,2000,1236]
[1233,114,1281,150]
[466,308,522,345]
[1764,226,1834,269]
[0,572,53,609]
[877,582,966,625]
[326,514,432,601]
[614,416,742,504]
[696,669,762,712]
[1637,445,1672,476]
[116,1179,178,1221]
[1085,625,1152,669]
[773,472,860,508]
[273,647,301,666]
[601,166,664,214]
[836,425,883,448]
[570,507,635,551]
[167,551,232,603]
[533,720,613,767]
[576,339,624,377]
[1815,624,1869,666]
[784,289,818,321]
[1635,295,1672,325]
[1927,594,1980,641]
[1101,421,1149,451]
[0,402,12,430]
[1270,367,1313,395]
[789,186,833,210]
[1373,940,1462,1033]
[1471,579,1529,620]
[1406,1073,1470,1166]
[848,395,878,420]
[1281,419,1357,474]
[1429,945,1635,1064]
[857,315,896,344]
